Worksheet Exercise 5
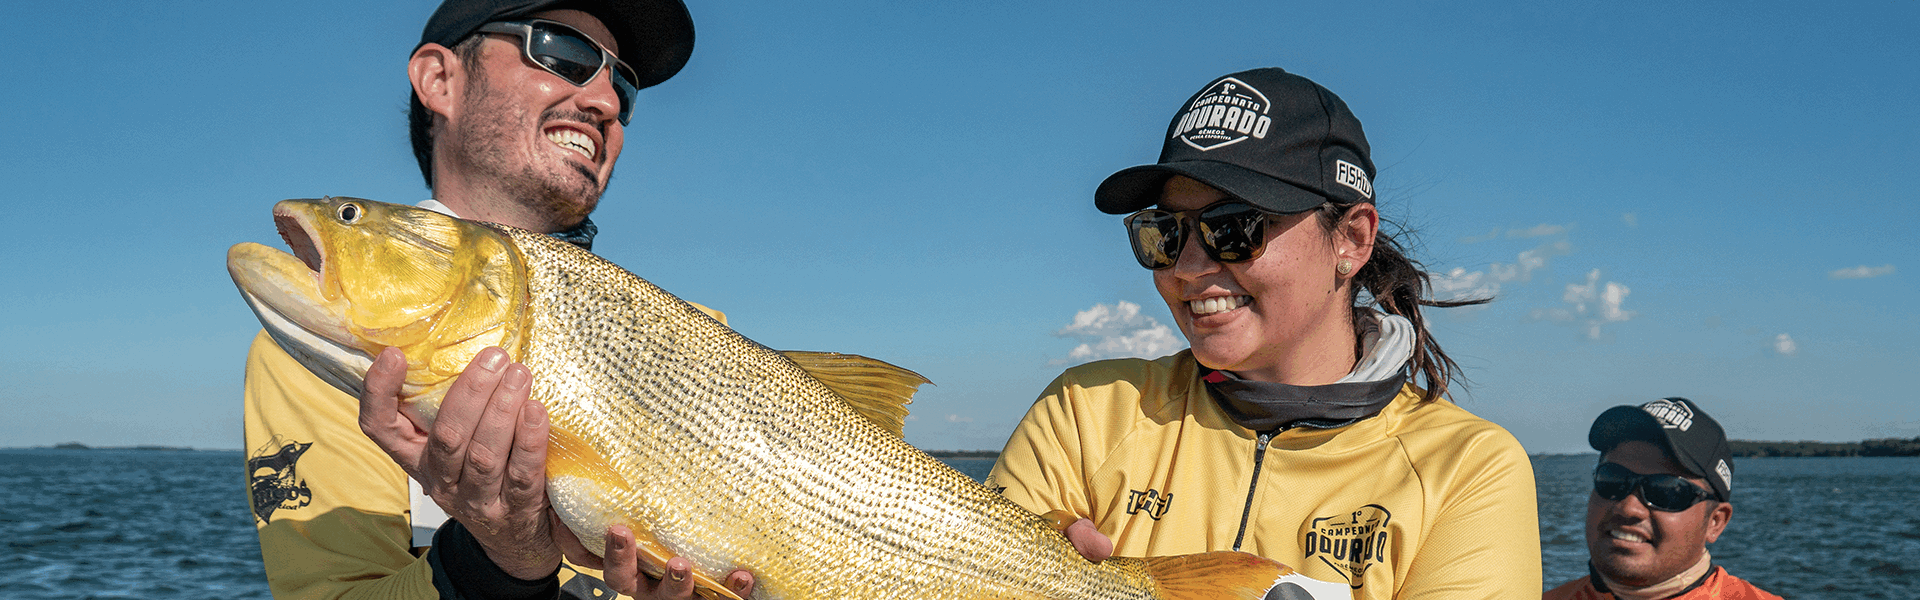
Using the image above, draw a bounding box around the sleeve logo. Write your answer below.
[1125,487,1174,520]
[248,436,314,523]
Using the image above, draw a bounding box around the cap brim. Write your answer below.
[589,0,694,90]
[1094,160,1327,215]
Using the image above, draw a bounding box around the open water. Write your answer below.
[2,449,1914,599]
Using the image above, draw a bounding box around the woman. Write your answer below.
[988,68,1539,599]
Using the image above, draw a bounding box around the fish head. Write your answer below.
[228,197,529,424]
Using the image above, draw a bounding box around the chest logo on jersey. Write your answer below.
[1304,504,1392,587]
[248,436,313,523]
[1125,487,1174,520]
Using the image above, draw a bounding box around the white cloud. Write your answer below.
[1430,239,1572,303]
[944,414,973,423]
[1829,264,1895,280]
[1773,334,1798,356]
[1054,301,1186,364]
[1507,223,1568,238]
[1540,269,1637,339]
[1622,213,1638,228]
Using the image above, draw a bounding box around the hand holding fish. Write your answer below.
[235,198,1297,600]
[554,520,758,599]
[359,346,564,580]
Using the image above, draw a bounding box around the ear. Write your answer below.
[409,43,464,124]
[1702,500,1732,544]
[1333,203,1380,277]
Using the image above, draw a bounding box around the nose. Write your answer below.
[1612,487,1653,519]
[574,66,624,124]
[1169,221,1221,280]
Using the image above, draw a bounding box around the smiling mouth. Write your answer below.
[1189,296,1250,316]
[1607,528,1650,544]
[546,128,596,160]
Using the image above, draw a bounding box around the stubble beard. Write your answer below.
[453,65,605,229]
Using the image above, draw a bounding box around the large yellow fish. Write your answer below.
[227,197,1292,600]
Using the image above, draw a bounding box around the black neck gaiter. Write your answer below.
[1201,366,1406,432]
[549,217,598,251]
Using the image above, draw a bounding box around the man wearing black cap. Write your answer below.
[1545,398,1781,600]
[242,1,751,599]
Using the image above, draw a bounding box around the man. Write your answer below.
[243,1,752,598]
[1545,398,1782,600]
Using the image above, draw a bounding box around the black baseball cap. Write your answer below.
[417,0,695,90]
[1589,397,1735,502]
[1095,67,1377,215]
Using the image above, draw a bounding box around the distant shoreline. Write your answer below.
[1729,436,1920,457]
[16,437,1920,458]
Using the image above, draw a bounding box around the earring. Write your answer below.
[1337,259,1354,275]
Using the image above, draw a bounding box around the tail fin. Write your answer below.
[1137,552,1294,600]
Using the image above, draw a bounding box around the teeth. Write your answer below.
[1608,529,1648,543]
[1188,296,1250,316]
[546,129,596,159]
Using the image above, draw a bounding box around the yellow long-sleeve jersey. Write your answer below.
[988,351,1540,599]
[243,305,724,600]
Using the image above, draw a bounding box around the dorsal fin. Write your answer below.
[780,351,931,437]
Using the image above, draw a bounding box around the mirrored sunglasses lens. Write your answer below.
[1640,477,1704,511]
[1198,204,1263,263]
[1592,464,1634,500]
[1127,212,1182,269]
[611,64,639,124]
[527,26,605,84]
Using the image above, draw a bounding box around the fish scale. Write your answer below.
[229,198,1290,600]
[505,228,1146,599]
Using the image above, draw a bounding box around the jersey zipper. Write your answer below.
[1231,429,1277,552]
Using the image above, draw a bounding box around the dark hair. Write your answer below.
[1316,201,1490,403]
[407,37,488,189]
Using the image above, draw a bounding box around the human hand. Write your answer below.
[1063,518,1113,563]
[358,346,561,580]
[553,517,756,599]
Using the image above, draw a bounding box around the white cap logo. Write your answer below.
[1171,77,1272,151]
[1639,399,1695,432]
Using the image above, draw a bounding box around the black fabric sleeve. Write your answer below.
[426,519,562,600]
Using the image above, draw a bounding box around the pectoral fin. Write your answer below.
[780,351,931,437]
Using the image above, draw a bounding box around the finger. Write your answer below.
[725,570,755,597]
[358,347,426,476]
[550,512,601,570]
[425,347,510,489]
[460,360,530,498]
[500,365,548,511]
[660,557,695,599]
[601,525,641,595]
[1066,518,1113,563]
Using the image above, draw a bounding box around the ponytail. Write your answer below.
[1317,202,1489,402]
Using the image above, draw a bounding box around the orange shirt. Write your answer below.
[1544,567,1784,600]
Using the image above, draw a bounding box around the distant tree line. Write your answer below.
[1730,436,1920,457]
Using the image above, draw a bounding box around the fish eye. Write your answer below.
[338,202,361,223]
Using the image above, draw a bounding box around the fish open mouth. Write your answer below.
[276,205,325,275]
[228,207,372,398]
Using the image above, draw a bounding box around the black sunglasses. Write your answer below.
[1592,462,1712,512]
[1124,201,1279,270]
[476,19,639,125]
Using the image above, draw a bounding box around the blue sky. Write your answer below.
[2,1,1913,454]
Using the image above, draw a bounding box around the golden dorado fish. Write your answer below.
[227,197,1292,600]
